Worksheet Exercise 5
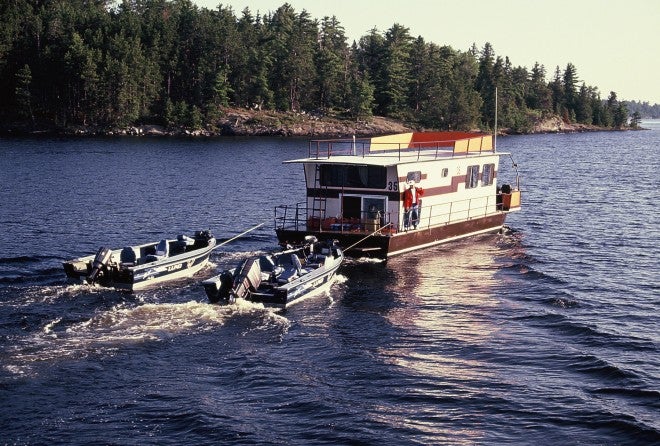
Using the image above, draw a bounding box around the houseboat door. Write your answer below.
[363,196,387,231]
[342,196,361,219]
[342,195,387,230]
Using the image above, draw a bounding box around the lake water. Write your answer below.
[1,124,658,445]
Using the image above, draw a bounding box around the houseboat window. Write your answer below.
[482,163,495,186]
[466,165,480,188]
[406,171,421,183]
[320,164,387,188]
[441,168,448,178]
[363,197,386,220]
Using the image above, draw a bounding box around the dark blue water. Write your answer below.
[1,126,658,445]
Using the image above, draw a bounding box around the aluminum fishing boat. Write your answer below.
[203,236,343,309]
[274,131,521,258]
[63,230,216,291]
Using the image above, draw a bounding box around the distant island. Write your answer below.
[1,1,653,137]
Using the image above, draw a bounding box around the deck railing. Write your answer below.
[307,134,495,161]
[274,192,518,236]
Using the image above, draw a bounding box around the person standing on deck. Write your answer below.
[403,181,424,230]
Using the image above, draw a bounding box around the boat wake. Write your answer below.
[2,300,290,377]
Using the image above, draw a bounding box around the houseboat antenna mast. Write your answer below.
[494,86,498,151]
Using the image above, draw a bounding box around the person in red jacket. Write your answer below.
[403,181,424,230]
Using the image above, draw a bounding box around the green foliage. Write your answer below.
[629,111,642,128]
[348,72,375,120]
[0,1,638,131]
[14,64,33,122]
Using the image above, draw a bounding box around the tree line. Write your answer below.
[0,0,639,132]
[626,101,660,119]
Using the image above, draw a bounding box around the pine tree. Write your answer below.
[476,42,496,129]
[14,63,34,124]
[316,16,349,111]
[562,63,579,122]
[629,111,641,128]
[355,28,386,114]
[527,62,552,112]
[348,71,375,120]
[549,66,564,117]
[380,24,412,118]
[575,83,593,124]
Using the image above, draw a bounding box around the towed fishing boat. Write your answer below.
[274,131,522,258]
[202,236,343,310]
[63,230,216,291]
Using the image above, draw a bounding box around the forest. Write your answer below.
[0,0,643,134]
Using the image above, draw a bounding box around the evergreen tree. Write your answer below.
[562,62,579,122]
[348,71,375,120]
[590,89,606,126]
[629,111,641,128]
[407,36,430,113]
[549,66,565,117]
[316,16,349,111]
[380,24,412,118]
[527,62,552,112]
[14,63,33,124]
[355,28,386,114]
[63,32,100,125]
[575,83,593,124]
[447,50,482,130]
[410,40,451,128]
[266,5,317,111]
[607,91,628,127]
[476,42,496,128]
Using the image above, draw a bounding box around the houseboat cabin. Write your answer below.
[275,131,521,258]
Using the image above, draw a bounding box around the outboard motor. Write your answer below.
[87,247,112,284]
[231,257,262,301]
[203,270,235,304]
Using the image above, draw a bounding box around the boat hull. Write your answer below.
[252,259,342,309]
[276,213,506,259]
[203,239,344,309]
[117,249,214,291]
[64,233,216,291]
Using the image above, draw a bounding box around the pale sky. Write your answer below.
[191,0,660,104]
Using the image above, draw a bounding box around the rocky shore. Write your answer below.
[1,108,619,137]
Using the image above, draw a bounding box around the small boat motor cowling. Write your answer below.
[203,270,235,304]
[231,257,262,301]
[87,247,112,284]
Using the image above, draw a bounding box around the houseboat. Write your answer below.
[274,131,521,258]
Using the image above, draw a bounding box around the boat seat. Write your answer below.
[277,267,299,283]
[259,255,276,272]
[120,247,138,266]
[292,254,302,272]
[312,254,326,265]
[258,255,278,281]
[169,240,188,256]
[146,239,169,263]
[177,234,195,245]
[155,239,169,257]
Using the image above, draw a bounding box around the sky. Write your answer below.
[191,0,660,104]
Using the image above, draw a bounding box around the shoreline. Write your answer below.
[0,109,635,138]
